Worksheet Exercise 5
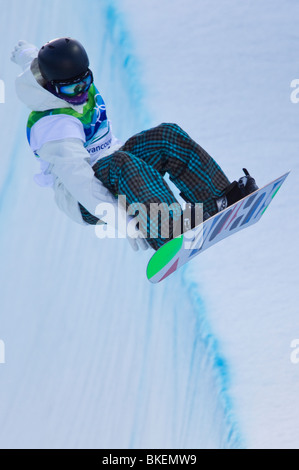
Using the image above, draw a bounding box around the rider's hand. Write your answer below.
[11,40,38,70]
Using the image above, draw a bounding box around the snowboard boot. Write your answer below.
[178,168,258,225]
[215,168,258,213]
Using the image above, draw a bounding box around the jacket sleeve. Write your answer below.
[37,137,120,221]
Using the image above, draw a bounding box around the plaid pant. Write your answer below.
[80,123,230,250]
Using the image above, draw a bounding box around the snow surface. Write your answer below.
[0,0,298,449]
[119,0,299,449]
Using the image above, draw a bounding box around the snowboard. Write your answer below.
[146,172,290,283]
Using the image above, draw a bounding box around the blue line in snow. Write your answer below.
[99,0,245,450]
[0,113,25,221]
[101,0,152,132]
[181,266,245,449]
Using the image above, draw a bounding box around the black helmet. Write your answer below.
[38,37,89,82]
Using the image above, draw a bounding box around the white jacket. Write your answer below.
[14,43,122,225]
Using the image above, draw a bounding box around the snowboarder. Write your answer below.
[11,37,258,251]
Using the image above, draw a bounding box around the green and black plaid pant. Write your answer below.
[80,123,230,250]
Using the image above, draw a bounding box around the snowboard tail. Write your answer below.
[147,172,290,283]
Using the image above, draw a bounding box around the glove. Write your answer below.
[11,40,38,70]
[127,234,150,252]
[126,214,150,251]
[96,200,150,252]
[117,211,149,251]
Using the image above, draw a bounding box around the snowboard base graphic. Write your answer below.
[147,172,290,283]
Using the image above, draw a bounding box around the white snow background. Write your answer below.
[0,0,298,449]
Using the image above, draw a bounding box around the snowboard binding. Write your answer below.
[180,169,259,222]
[216,168,259,213]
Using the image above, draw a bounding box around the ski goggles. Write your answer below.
[52,69,93,98]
